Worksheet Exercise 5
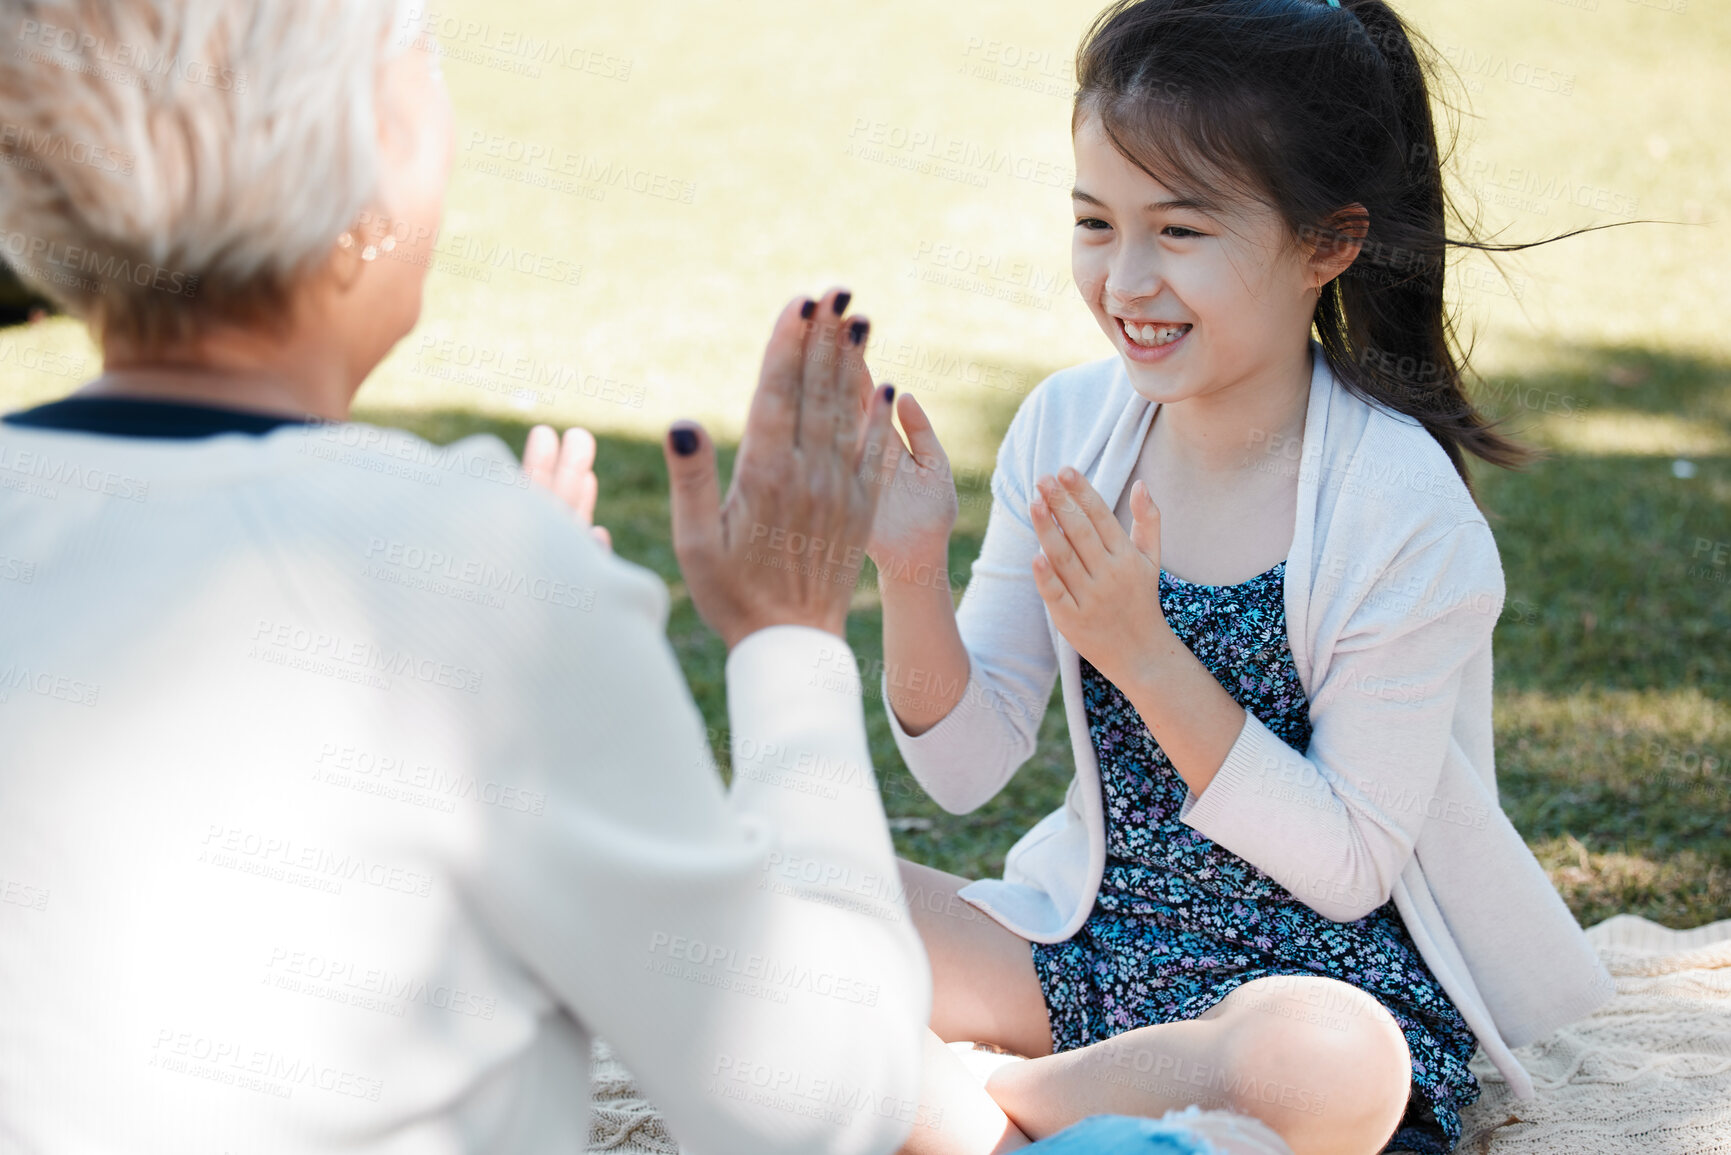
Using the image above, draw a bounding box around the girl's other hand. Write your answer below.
[524,424,613,551]
[859,390,959,586]
[1030,469,1168,689]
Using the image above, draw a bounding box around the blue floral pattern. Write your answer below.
[1030,559,1481,1154]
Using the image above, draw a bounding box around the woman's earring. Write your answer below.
[336,231,380,262]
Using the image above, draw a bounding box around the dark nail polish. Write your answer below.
[832,291,852,315]
[670,427,698,457]
[881,384,895,404]
[799,299,816,320]
[849,319,869,346]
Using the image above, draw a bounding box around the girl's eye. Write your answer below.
[1163,225,1205,239]
[1075,217,1112,231]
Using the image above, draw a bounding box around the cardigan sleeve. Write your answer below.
[1176,518,1505,923]
[461,517,930,1155]
[883,386,1059,815]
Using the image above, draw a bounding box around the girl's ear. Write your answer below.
[1304,204,1370,288]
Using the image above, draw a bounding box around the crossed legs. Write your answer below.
[895,860,1416,1155]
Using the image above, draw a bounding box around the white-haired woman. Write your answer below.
[0,3,1297,1154]
[0,2,936,1152]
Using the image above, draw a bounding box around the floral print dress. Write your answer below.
[1030,559,1482,1154]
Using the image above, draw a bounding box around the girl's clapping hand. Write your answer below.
[1030,467,1169,690]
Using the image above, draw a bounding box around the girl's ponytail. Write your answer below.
[1319,0,1530,481]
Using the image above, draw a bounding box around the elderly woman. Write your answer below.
[0,0,932,1150]
[0,2,1299,1154]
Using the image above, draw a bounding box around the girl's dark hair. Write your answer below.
[1074,0,1622,497]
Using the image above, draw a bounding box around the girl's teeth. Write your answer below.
[1125,322,1189,347]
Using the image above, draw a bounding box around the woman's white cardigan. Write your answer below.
[0,417,928,1154]
[885,341,1615,1100]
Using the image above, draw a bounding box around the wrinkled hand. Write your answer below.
[1030,467,1169,689]
[662,288,897,650]
[523,424,612,551]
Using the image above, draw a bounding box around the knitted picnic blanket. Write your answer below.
[586,912,1731,1154]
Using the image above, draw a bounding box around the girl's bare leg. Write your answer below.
[985,974,1415,1155]
[895,860,1413,1155]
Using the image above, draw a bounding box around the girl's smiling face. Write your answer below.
[1070,110,1330,405]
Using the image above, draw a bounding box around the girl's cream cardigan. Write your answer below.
[885,341,1615,1100]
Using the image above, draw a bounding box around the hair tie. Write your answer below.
[1327,0,1341,6]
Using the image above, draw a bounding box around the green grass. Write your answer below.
[2,0,1726,927]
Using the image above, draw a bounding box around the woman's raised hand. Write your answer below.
[662,288,898,651]
[524,424,612,551]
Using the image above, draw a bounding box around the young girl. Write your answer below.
[862,2,1617,1153]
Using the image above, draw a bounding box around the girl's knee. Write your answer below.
[1214,978,1410,1154]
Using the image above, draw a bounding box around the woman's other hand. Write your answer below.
[524,424,613,551]
[661,288,897,651]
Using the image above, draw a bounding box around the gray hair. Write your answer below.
[0,0,424,347]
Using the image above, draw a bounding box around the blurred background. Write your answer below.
[2,0,1725,924]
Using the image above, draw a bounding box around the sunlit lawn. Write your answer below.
[3,0,1726,926]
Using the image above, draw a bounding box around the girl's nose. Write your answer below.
[1104,247,1165,309]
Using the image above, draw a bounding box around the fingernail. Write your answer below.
[670,427,698,456]
[799,299,816,320]
[850,318,870,346]
[1060,466,1078,484]
[881,383,895,404]
[833,290,852,315]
